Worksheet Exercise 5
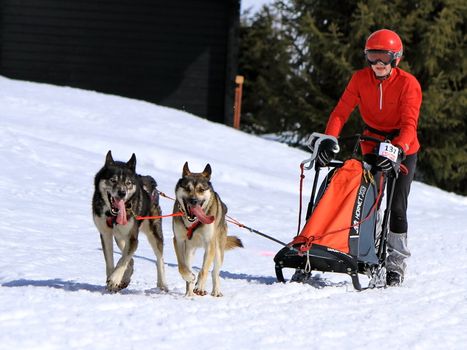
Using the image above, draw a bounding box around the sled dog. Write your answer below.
[173,162,243,297]
[92,151,167,292]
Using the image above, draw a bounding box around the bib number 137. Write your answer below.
[378,142,399,162]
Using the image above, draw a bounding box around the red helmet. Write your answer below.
[365,29,403,67]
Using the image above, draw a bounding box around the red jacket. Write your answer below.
[325,67,422,155]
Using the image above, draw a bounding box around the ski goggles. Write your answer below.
[365,50,398,65]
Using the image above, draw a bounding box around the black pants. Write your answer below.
[364,153,418,233]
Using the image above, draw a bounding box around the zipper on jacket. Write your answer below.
[378,82,383,111]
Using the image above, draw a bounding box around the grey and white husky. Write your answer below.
[92,151,167,292]
[173,162,243,297]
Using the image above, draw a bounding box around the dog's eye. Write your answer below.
[110,178,117,184]
[126,180,133,187]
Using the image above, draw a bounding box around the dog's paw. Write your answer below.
[194,288,208,296]
[181,271,196,283]
[211,290,223,297]
[106,279,127,293]
[106,270,129,293]
[185,282,195,297]
[158,283,169,293]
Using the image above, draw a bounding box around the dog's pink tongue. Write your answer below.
[190,205,214,224]
[116,199,128,225]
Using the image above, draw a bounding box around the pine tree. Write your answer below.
[239,0,466,194]
[238,7,297,137]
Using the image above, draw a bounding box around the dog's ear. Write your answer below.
[127,153,136,171]
[202,164,212,180]
[182,162,191,177]
[105,150,114,166]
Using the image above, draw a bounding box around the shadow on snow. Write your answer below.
[0,278,169,295]
[115,250,278,285]
[132,252,278,285]
[0,251,277,294]
[1,278,106,293]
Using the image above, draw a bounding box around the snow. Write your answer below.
[1,75,466,349]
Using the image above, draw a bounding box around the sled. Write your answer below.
[274,133,401,290]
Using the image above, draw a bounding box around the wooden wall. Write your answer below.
[0,0,240,124]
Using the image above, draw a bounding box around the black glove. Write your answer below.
[317,139,339,167]
[376,145,405,172]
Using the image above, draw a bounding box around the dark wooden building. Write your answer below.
[0,0,240,125]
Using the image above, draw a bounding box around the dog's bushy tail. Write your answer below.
[225,236,244,250]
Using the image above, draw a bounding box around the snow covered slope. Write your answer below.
[1,76,466,350]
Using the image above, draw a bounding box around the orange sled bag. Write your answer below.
[274,159,380,290]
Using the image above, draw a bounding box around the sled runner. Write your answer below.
[274,133,402,290]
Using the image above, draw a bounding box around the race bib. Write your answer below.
[378,142,399,162]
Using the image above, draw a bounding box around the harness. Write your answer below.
[105,211,117,228]
[185,220,202,240]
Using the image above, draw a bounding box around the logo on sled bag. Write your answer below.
[352,185,368,236]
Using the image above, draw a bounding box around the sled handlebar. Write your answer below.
[308,134,383,169]
[339,134,388,159]
[303,134,387,169]
[303,133,405,179]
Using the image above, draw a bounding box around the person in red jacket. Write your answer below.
[317,29,422,286]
